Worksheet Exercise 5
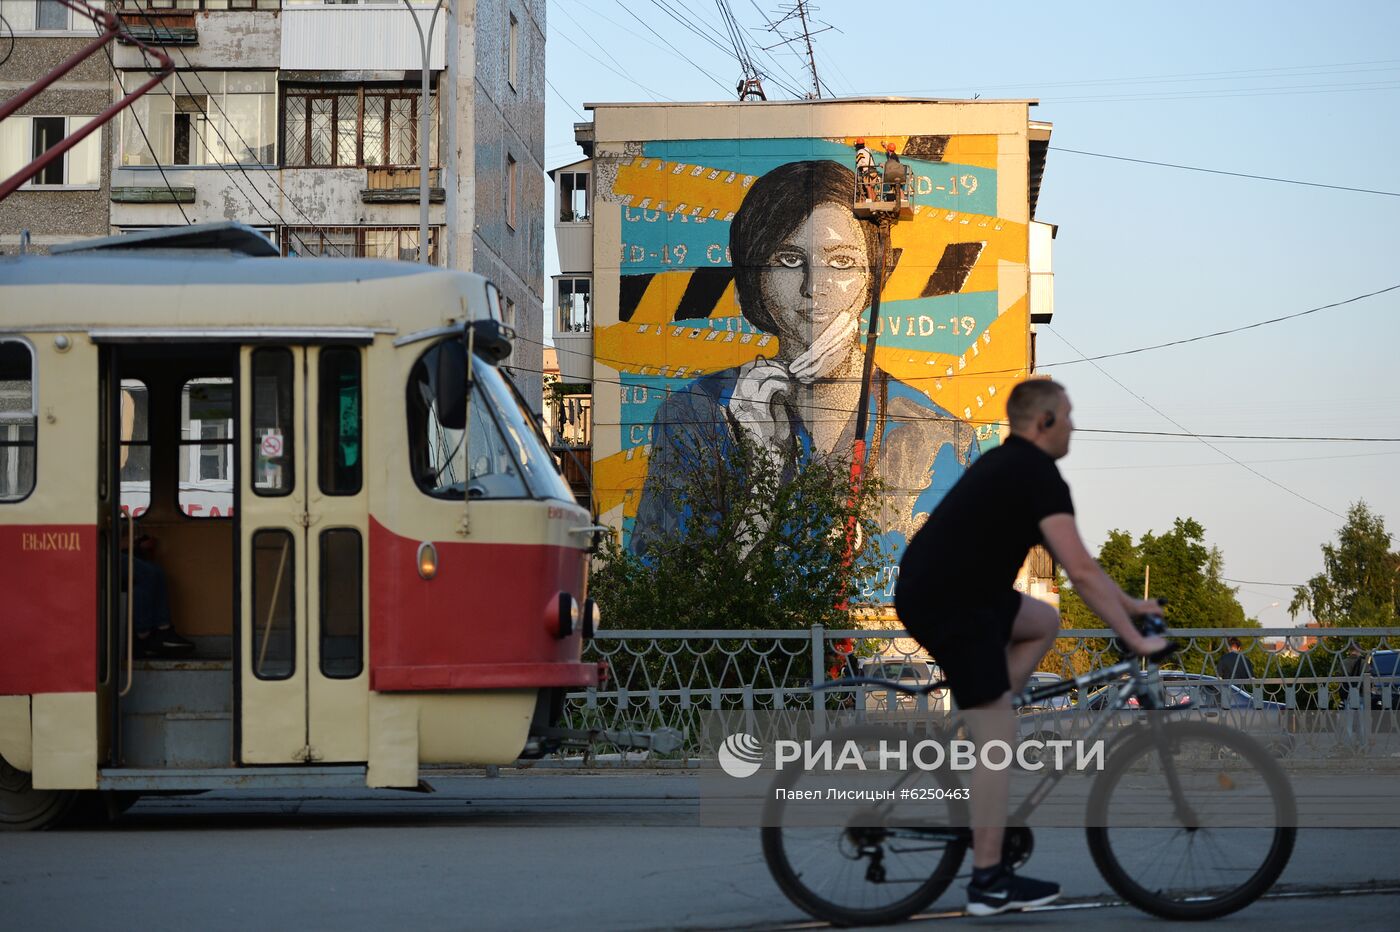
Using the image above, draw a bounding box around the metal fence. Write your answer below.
[556,627,1400,765]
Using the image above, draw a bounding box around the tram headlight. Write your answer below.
[417,541,439,580]
[554,593,580,639]
[583,598,602,640]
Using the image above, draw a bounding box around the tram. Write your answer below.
[0,223,612,829]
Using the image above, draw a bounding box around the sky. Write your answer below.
[540,0,1400,628]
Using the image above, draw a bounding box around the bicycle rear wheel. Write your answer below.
[1085,720,1296,920]
[760,724,969,926]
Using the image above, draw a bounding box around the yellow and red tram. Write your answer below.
[0,224,603,829]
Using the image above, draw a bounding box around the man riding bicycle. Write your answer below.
[895,379,1168,917]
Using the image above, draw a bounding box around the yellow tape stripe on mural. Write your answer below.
[886,211,1026,302]
[876,297,1029,421]
[613,157,753,219]
[595,446,652,519]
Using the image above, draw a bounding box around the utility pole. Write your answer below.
[404,0,446,264]
[794,0,821,99]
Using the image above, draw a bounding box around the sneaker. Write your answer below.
[966,866,1060,917]
[136,629,196,658]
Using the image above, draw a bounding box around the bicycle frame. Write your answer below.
[817,652,1185,834]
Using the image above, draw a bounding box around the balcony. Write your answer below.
[550,160,591,274]
[360,168,443,204]
[280,4,445,72]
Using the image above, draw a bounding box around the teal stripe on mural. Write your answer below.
[638,138,997,216]
[619,205,732,274]
[858,291,999,355]
[620,373,692,450]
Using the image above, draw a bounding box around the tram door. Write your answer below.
[238,345,368,764]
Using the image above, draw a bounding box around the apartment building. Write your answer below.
[0,0,113,251]
[551,99,1057,611]
[1,0,546,401]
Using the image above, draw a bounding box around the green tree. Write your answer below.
[1052,518,1255,675]
[590,428,887,632]
[586,428,889,719]
[1289,501,1399,653]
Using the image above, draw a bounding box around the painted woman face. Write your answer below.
[759,202,870,361]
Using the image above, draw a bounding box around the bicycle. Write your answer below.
[761,618,1297,924]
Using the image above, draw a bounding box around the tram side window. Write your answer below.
[118,379,151,516]
[320,528,363,678]
[251,529,295,680]
[179,377,234,518]
[318,348,362,495]
[252,349,295,496]
[406,342,527,500]
[0,341,36,502]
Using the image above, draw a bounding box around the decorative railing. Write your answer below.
[557,627,1400,765]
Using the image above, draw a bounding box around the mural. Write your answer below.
[591,134,1031,605]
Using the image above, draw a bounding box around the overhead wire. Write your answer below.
[1050,147,1400,198]
[552,22,678,100]
[124,4,355,254]
[1040,282,1400,368]
[1043,325,1355,524]
[609,0,733,95]
[555,1,656,101]
[507,329,1400,443]
[93,21,190,225]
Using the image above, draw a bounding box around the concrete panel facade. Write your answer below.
[0,38,113,252]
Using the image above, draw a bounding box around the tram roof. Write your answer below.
[0,224,494,337]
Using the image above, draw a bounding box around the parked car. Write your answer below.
[1022,672,1074,711]
[1361,650,1400,710]
[857,658,950,713]
[1038,671,1296,758]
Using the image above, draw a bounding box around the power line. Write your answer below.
[609,0,732,95]
[1044,325,1351,523]
[546,77,586,121]
[1070,450,1400,471]
[94,25,190,226]
[1051,146,1400,198]
[886,58,1400,96]
[552,22,677,100]
[124,5,356,254]
[1222,578,1304,588]
[555,1,655,101]
[1040,282,1400,368]
[521,331,1400,443]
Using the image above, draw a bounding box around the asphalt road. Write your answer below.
[1,771,1397,931]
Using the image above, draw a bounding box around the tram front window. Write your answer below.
[407,342,527,500]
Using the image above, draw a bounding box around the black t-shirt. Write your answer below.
[896,434,1074,608]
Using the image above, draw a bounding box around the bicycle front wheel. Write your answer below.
[760,724,969,927]
[1085,720,1296,920]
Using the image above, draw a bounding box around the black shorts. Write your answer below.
[895,588,1022,709]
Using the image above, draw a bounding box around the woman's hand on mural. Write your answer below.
[789,309,860,384]
[730,358,792,446]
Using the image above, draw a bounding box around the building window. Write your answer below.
[283,86,438,168]
[0,116,101,189]
[557,170,589,222]
[506,153,517,230]
[556,277,591,333]
[120,71,276,166]
[3,0,78,32]
[282,225,440,264]
[179,378,235,518]
[0,340,36,503]
[508,13,519,90]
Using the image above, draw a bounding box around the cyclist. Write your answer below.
[894,378,1167,916]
